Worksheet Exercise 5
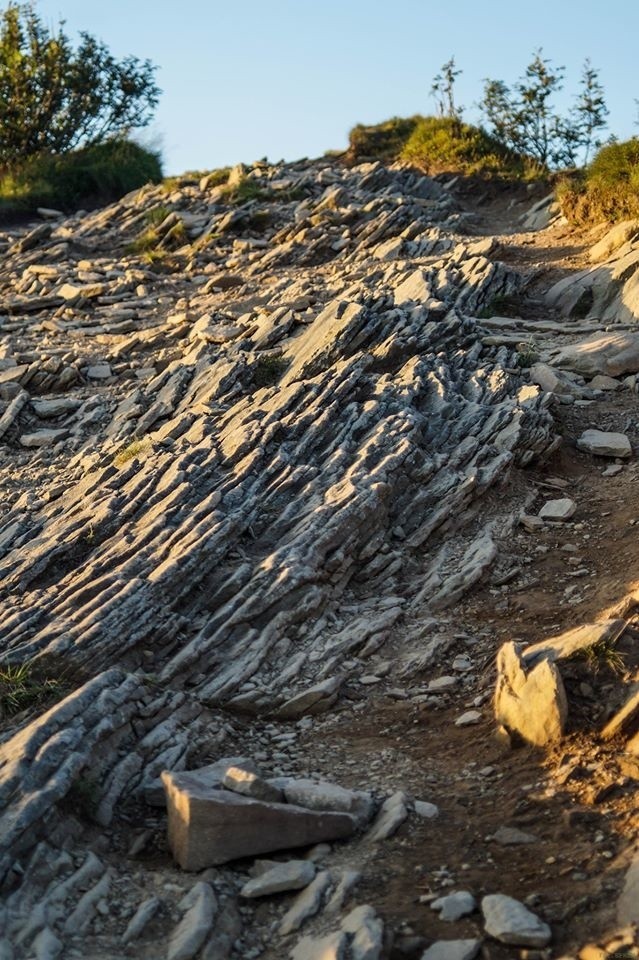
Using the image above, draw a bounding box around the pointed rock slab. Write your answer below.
[494,641,567,747]
[554,331,639,378]
[162,770,357,870]
[168,882,217,960]
[366,791,408,842]
[431,891,477,922]
[276,677,342,719]
[279,870,332,934]
[278,778,373,825]
[481,894,551,947]
[601,686,639,741]
[523,620,626,667]
[342,904,384,960]
[241,860,315,898]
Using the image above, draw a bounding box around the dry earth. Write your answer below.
[0,159,638,960]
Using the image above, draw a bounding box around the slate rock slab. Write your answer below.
[162,769,357,869]
[481,894,551,947]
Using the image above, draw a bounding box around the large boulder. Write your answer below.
[162,769,357,870]
[589,220,639,263]
[553,331,639,378]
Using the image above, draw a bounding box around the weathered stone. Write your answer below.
[20,428,67,448]
[481,894,551,947]
[366,791,407,842]
[291,930,348,960]
[577,429,632,458]
[413,800,439,819]
[122,896,162,944]
[431,891,477,922]
[523,620,626,667]
[277,678,342,719]
[555,332,639,378]
[493,825,537,845]
[279,870,332,934]
[420,940,481,960]
[601,688,639,741]
[538,498,576,521]
[589,220,639,262]
[617,852,639,925]
[494,641,567,746]
[240,860,314,899]
[162,770,357,869]
[223,766,283,803]
[529,362,585,398]
[279,778,373,825]
[168,882,217,960]
[342,904,384,960]
[455,710,481,727]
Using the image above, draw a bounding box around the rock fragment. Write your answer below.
[240,860,315,898]
[481,894,551,947]
[431,891,477,921]
[494,641,567,746]
[577,429,632,458]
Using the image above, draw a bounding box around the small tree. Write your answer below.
[481,51,608,169]
[571,59,608,163]
[431,57,463,121]
[0,2,160,169]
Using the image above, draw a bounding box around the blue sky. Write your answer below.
[34,0,639,174]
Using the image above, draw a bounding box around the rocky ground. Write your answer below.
[0,158,639,960]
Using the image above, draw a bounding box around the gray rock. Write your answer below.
[555,332,639,378]
[492,826,537,845]
[617,852,639,925]
[342,904,384,960]
[279,870,332,934]
[291,931,348,960]
[455,710,482,727]
[325,869,361,914]
[577,429,632,458]
[280,778,373,824]
[277,678,342,719]
[431,891,476,921]
[538,498,576,521]
[33,927,63,960]
[122,896,161,944]
[481,893,551,947]
[162,770,357,869]
[414,800,439,819]
[523,620,626,666]
[367,791,408,841]
[20,429,68,448]
[590,220,639,262]
[241,859,315,898]
[223,766,283,803]
[494,641,567,746]
[168,883,217,960]
[86,362,112,380]
[420,940,481,960]
[201,898,242,960]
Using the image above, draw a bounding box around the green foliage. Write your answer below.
[557,138,639,224]
[480,50,608,169]
[401,116,531,177]
[221,176,270,204]
[0,2,160,168]
[346,115,422,164]
[0,138,162,213]
[253,354,288,388]
[514,339,539,368]
[431,57,463,120]
[66,775,100,819]
[0,661,62,718]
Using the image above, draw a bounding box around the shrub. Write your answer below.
[556,138,639,224]
[401,116,534,178]
[0,138,162,213]
[346,115,423,164]
[0,3,159,168]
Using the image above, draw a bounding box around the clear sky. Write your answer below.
[34,0,639,175]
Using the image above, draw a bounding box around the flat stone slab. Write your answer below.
[276,777,373,825]
[577,429,632,459]
[495,641,567,747]
[240,859,315,898]
[538,498,576,521]
[523,620,626,667]
[482,894,551,947]
[162,769,357,870]
[421,940,481,960]
[431,891,476,922]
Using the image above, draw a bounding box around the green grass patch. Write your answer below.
[0,662,64,719]
[114,439,150,466]
[556,138,639,225]
[347,116,423,164]
[0,139,162,216]
[253,355,289,388]
[401,117,538,178]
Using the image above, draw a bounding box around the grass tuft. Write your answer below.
[0,662,64,718]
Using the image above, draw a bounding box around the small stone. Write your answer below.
[428,676,458,691]
[420,940,481,960]
[341,904,384,960]
[493,825,538,845]
[240,859,315,898]
[603,465,623,477]
[431,891,477,922]
[414,800,439,819]
[539,499,576,521]
[20,429,67,448]
[455,711,481,727]
[168,883,217,960]
[222,767,283,803]
[86,362,113,380]
[482,894,551,947]
[279,870,332,934]
[366,791,408,842]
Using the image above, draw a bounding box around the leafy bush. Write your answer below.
[346,116,423,164]
[401,116,533,177]
[556,138,639,224]
[0,139,162,213]
[0,3,159,167]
